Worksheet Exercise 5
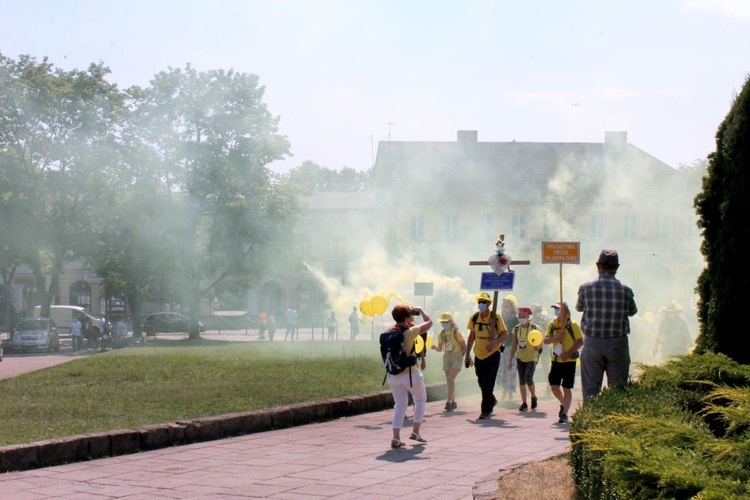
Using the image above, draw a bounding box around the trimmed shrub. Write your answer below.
[571,354,750,499]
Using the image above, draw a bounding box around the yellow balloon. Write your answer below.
[359,300,374,317]
[527,329,543,347]
[414,335,425,353]
[371,295,388,315]
[426,335,434,349]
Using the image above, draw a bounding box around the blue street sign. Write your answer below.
[480,271,515,291]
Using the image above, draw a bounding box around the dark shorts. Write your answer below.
[515,359,537,386]
[548,361,577,389]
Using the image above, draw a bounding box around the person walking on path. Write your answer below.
[464,292,508,419]
[284,307,298,341]
[325,311,337,340]
[531,303,552,396]
[544,301,584,423]
[431,312,467,412]
[497,295,519,401]
[385,305,433,448]
[267,313,276,341]
[70,317,83,351]
[349,306,359,340]
[257,310,268,339]
[652,300,692,359]
[506,306,543,412]
[576,249,638,401]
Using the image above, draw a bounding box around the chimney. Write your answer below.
[604,131,627,150]
[457,130,478,145]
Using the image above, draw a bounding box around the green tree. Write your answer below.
[694,75,750,362]
[133,65,300,337]
[286,160,369,194]
[0,52,125,317]
[678,158,709,187]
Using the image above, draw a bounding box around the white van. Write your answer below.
[33,305,100,335]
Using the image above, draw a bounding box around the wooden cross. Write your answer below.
[469,234,530,338]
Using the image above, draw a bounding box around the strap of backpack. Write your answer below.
[472,311,496,331]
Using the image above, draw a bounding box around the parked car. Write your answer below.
[33,305,100,336]
[11,318,60,352]
[141,312,205,335]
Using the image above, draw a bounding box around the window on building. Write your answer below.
[623,214,637,239]
[478,213,493,239]
[70,281,92,310]
[260,281,283,317]
[295,280,323,324]
[444,214,458,240]
[512,213,527,239]
[591,214,605,239]
[655,214,670,239]
[411,214,424,241]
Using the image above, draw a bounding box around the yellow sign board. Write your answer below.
[541,241,580,264]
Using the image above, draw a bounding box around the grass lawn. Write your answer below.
[0,338,459,446]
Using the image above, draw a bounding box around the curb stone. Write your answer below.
[0,379,516,498]
[0,381,467,474]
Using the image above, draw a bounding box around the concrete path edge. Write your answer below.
[0,381,473,474]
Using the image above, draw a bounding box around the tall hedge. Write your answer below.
[694,74,750,363]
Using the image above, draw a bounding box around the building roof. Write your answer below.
[370,131,690,206]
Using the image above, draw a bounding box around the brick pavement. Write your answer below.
[0,391,580,499]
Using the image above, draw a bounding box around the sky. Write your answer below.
[2,0,749,174]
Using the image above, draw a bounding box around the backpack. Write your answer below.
[470,312,505,353]
[380,325,417,385]
[548,321,580,360]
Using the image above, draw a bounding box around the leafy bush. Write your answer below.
[571,353,750,499]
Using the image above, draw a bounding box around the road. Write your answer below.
[0,342,99,380]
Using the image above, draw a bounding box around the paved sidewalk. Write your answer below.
[0,391,580,499]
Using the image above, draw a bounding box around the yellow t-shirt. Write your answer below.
[467,312,507,360]
[545,320,583,363]
[437,327,465,356]
[512,324,543,363]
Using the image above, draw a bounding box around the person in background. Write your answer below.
[349,306,360,340]
[387,305,433,448]
[544,301,584,424]
[257,310,268,339]
[497,294,519,401]
[507,306,543,412]
[267,312,276,341]
[325,311,337,340]
[576,249,638,401]
[284,306,298,341]
[531,303,552,397]
[115,316,129,344]
[652,300,692,359]
[464,292,508,420]
[70,316,83,351]
[431,312,467,412]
